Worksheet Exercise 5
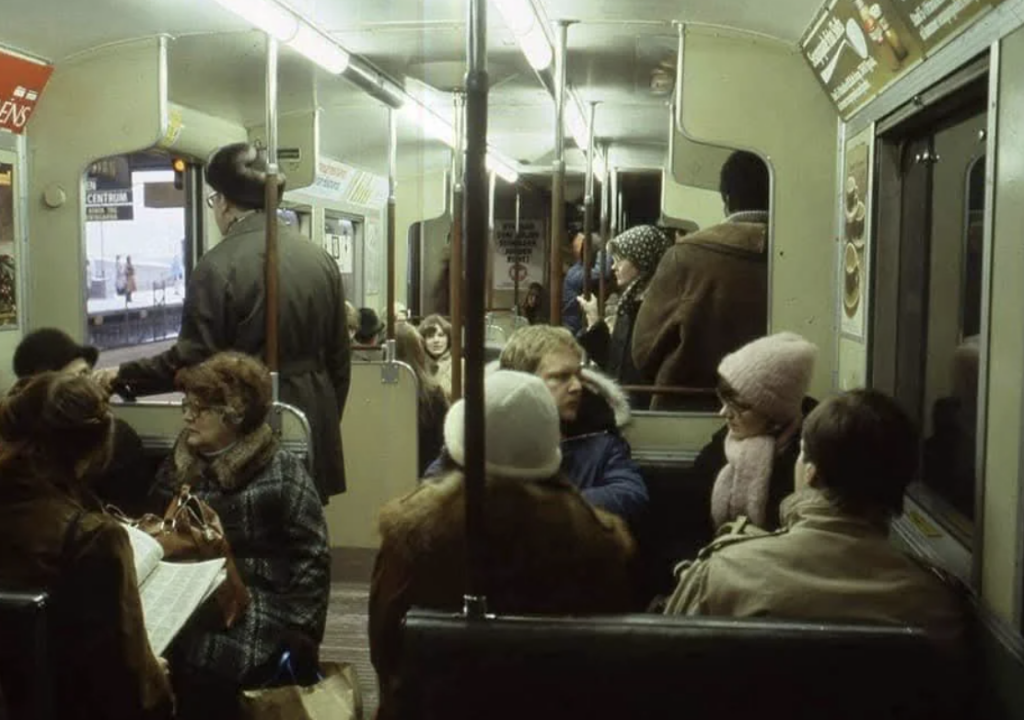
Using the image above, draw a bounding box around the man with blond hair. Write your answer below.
[496,325,647,524]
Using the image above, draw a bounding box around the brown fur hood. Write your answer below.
[377,472,636,562]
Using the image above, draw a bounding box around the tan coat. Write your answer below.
[0,462,173,720]
[370,472,637,720]
[664,490,965,643]
[631,220,768,409]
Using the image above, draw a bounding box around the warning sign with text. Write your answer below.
[494,219,546,291]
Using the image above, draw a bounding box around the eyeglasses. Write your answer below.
[205,192,220,209]
[181,399,222,418]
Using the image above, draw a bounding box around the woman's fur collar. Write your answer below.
[172,423,278,491]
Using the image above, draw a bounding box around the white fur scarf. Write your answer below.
[710,432,777,529]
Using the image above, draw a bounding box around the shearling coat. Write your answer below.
[370,472,637,720]
[631,219,768,410]
[116,212,351,500]
[0,461,173,720]
[664,489,966,645]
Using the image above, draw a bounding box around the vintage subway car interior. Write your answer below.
[2,0,1024,716]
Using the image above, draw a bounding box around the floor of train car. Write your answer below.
[324,580,377,716]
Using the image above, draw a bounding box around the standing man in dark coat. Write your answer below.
[96,143,350,502]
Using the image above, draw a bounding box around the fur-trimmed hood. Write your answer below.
[482,360,631,433]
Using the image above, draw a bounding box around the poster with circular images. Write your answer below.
[841,127,873,340]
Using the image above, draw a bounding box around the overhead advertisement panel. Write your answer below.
[801,0,1006,118]
[0,47,54,134]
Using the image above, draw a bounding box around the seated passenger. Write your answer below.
[12,328,152,515]
[0,373,173,720]
[632,150,770,410]
[420,313,454,400]
[149,352,330,719]
[521,281,547,324]
[576,225,674,406]
[664,389,965,644]
[371,370,637,720]
[428,325,648,525]
[395,323,449,474]
[695,332,817,534]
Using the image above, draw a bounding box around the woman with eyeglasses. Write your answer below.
[150,351,329,720]
[692,332,818,537]
[96,142,352,506]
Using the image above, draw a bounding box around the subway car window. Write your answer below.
[875,74,988,542]
[84,151,187,360]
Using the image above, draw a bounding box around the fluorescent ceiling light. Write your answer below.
[289,24,349,74]
[400,103,456,148]
[213,0,298,42]
[212,0,349,75]
[493,0,553,71]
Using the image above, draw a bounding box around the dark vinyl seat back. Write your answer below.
[400,610,960,720]
[0,590,52,720]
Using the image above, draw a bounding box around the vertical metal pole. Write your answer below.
[264,35,281,402]
[488,170,496,311]
[450,94,465,402]
[610,167,620,237]
[514,189,522,314]
[598,141,610,317]
[385,108,398,358]
[582,101,596,300]
[463,0,489,618]
[549,21,568,325]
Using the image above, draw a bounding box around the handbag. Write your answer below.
[239,651,363,720]
[131,483,251,627]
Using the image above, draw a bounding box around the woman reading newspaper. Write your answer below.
[149,352,330,720]
[0,372,174,720]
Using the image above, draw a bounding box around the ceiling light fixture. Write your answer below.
[492,0,553,71]
[212,0,349,74]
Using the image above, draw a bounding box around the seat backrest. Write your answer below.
[400,610,958,720]
[0,590,52,720]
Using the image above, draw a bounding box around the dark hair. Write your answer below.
[205,143,286,211]
[0,372,112,478]
[354,308,384,345]
[802,389,918,517]
[175,352,272,434]
[720,150,770,214]
[13,328,99,378]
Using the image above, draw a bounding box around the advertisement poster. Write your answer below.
[493,219,546,291]
[801,0,924,118]
[0,164,16,327]
[841,127,873,340]
[900,0,1007,53]
[0,48,53,135]
[801,0,1007,117]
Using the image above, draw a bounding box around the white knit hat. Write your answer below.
[444,370,562,480]
[717,332,818,422]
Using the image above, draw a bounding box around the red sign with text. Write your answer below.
[0,49,53,134]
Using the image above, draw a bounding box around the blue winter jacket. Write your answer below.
[424,368,648,525]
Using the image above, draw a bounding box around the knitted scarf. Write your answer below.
[171,423,279,491]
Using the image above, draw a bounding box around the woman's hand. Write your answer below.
[577,294,600,328]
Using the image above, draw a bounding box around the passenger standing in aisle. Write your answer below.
[394,323,449,474]
[576,224,674,407]
[96,143,351,502]
[632,150,770,410]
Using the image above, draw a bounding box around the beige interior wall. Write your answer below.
[395,171,447,309]
[662,180,725,232]
[982,26,1024,622]
[678,27,838,400]
[25,37,167,339]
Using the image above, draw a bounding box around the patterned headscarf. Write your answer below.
[608,225,674,316]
